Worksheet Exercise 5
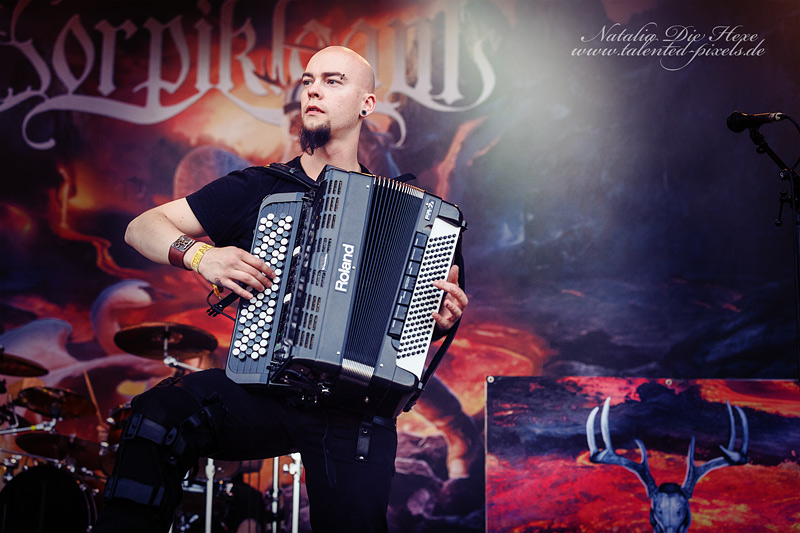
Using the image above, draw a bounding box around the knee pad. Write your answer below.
[103,381,227,510]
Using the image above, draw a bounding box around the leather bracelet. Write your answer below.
[168,235,195,270]
[190,244,212,273]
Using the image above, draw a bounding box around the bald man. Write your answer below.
[94,46,467,533]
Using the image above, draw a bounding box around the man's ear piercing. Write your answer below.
[360,110,367,116]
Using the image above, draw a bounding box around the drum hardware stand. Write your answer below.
[169,511,200,533]
[1,454,22,482]
[204,458,215,533]
[163,354,204,374]
[284,453,302,533]
[169,458,218,533]
[267,457,285,533]
[0,417,56,436]
[266,453,302,533]
[159,328,204,374]
[264,454,302,533]
[740,120,800,382]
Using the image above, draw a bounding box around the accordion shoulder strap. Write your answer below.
[263,162,320,189]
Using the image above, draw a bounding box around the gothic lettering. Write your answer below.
[0,0,496,149]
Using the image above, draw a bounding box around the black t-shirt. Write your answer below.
[186,157,371,251]
[185,157,313,251]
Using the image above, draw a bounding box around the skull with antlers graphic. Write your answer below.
[586,397,749,533]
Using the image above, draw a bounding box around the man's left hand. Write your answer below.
[432,265,468,331]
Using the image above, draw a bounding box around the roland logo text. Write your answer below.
[335,243,356,293]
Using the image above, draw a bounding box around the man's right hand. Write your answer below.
[197,246,276,300]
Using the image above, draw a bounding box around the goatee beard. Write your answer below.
[300,124,331,155]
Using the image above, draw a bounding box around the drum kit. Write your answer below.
[0,322,303,533]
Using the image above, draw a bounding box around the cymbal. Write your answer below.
[14,387,95,419]
[114,322,218,361]
[0,352,48,377]
[15,432,102,471]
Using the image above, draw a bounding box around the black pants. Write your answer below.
[93,368,397,533]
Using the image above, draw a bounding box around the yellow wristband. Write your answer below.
[190,244,212,273]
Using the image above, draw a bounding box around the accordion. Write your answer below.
[224,166,466,417]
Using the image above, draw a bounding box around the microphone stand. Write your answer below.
[745,124,800,383]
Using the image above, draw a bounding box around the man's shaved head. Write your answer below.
[305,46,375,94]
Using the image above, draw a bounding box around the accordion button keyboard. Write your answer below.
[232,211,296,361]
[396,230,459,362]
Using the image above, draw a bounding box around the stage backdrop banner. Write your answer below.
[1,0,799,531]
[486,376,800,532]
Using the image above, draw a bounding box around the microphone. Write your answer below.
[727,110,785,133]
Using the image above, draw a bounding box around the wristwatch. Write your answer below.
[168,234,196,269]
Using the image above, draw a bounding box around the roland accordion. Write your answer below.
[224,165,466,417]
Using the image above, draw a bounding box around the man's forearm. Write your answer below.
[124,200,207,268]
